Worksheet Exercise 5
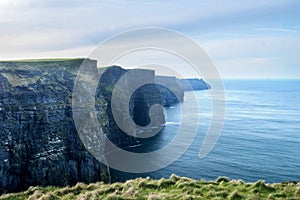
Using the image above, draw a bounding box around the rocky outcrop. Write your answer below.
[154,76,211,107]
[96,66,165,147]
[0,59,112,193]
[155,76,184,107]
[177,78,211,91]
[0,60,166,193]
[0,58,209,193]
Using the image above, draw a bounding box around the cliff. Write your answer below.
[0,59,112,193]
[0,59,206,193]
[96,66,165,147]
[155,76,184,107]
[177,78,211,91]
[153,76,211,107]
[0,59,166,193]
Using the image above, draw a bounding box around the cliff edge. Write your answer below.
[0,59,170,193]
[0,59,113,193]
[0,59,208,193]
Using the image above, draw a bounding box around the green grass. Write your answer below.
[0,58,85,63]
[0,175,299,200]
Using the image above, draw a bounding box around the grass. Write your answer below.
[0,175,299,200]
[0,58,85,63]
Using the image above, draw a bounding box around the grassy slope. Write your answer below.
[0,58,84,63]
[0,175,299,200]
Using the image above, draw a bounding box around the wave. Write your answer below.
[165,121,181,125]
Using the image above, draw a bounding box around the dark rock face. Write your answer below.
[96,66,165,147]
[155,76,184,107]
[0,58,210,193]
[154,76,211,107]
[177,78,211,91]
[0,61,166,193]
[0,59,109,193]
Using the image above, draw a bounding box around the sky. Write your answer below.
[0,0,300,79]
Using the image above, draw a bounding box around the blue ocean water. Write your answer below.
[110,79,300,183]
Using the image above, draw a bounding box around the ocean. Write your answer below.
[110,79,300,183]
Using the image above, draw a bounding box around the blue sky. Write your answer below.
[0,0,300,79]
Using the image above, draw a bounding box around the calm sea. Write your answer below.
[110,79,300,183]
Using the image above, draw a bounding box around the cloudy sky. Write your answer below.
[0,0,300,79]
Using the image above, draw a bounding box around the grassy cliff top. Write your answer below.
[0,175,299,200]
[0,58,86,63]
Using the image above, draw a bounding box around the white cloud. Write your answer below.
[0,0,299,78]
[203,35,300,58]
[0,45,94,61]
[198,34,300,78]
[256,28,300,33]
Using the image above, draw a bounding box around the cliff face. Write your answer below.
[0,60,167,193]
[0,59,111,193]
[155,76,184,107]
[96,66,165,147]
[0,58,210,193]
[154,76,211,107]
[177,78,211,91]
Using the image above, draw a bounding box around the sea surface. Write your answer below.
[110,79,300,183]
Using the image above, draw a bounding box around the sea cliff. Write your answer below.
[155,76,184,107]
[0,59,112,193]
[0,59,210,193]
[177,78,211,91]
[0,59,167,193]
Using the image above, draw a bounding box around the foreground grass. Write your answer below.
[1,175,299,200]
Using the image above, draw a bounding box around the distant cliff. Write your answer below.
[154,76,210,107]
[155,76,184,107]
[177,78,211,91]
[96,66,165,147]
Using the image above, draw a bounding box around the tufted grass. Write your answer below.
[0,175,299,200]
